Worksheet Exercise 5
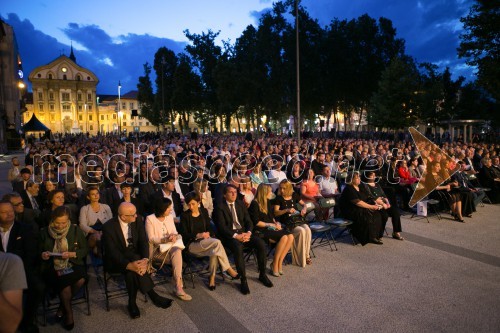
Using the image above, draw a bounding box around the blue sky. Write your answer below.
[1,0,474,94]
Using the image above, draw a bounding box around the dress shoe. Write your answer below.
[270,263,279,277]
[148,290,173,309]
[370,238,383,245]
[128,303,140,319]
[174,290,192,301]
[240,278,250,295]
[258,274,274,288]
[392,233,404,241]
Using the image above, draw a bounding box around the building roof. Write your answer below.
[121,90,138,99]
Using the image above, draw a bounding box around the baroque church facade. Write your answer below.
[27,49,100,134]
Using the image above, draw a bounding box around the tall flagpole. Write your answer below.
[296,0,301,145]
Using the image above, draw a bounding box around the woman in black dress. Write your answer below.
[273,180,312,267]
[39,206,88,330]
[361,171,402,240]
[249,184,294,276]
[339,172,385,245]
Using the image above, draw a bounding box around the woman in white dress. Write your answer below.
[145,198,192,301]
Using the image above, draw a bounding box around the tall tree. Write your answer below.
[458,0,499,101]
[369,56,421,129]
[153,47,178,130]
[171,54,203,133]
[184,29,222,131]
[136,63,160,127]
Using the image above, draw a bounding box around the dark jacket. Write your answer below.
[102,216,148,273]
[213,199,253,241]
[38,224,88,274]
[179,207,213,246]
[1,222,38,276]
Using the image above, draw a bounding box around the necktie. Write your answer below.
[31,196,39,210]
[127,223,133,247]
[229,203,242,230]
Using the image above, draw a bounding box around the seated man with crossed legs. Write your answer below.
[102,202,172,319]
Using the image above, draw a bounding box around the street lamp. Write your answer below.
[118,110,123,134]
[96,96,100,134]
[118,81,121,134]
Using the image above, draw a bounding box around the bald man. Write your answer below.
[102,202,172,319]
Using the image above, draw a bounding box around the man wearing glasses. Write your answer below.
[102,202,173,319]
[2,193,39,235]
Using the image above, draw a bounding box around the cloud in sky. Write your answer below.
[3,13,186,94]
[3,0,475,94]
[301,0,475,79]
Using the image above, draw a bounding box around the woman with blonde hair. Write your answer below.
[273,180,312,266]
[249,184,294,276]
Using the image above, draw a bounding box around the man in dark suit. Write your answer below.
[2,193,40,235]
[152,176,182,220]
[102,202,172,319]
[12,168,32,195]
[0,201,43,333]
[21,181,42,211]
[103,174,125,217]
[213,184,273,295]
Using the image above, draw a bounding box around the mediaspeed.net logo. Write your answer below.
[28,128,460,208]
[408,127,460,207]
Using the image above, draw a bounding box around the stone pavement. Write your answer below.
[1,152,499,333]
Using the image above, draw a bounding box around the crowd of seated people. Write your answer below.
[1,131,498,332]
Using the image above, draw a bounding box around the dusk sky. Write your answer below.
[1,0,475,94]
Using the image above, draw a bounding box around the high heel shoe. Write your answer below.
[454,216,465,222]
[269,263,279,277]
[208,284,216,291]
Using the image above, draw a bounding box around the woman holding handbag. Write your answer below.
[249,184,294,276]
[39,206,88,330]
[179,192,239,291]
[145,198,192,301]
[273,180,312,267]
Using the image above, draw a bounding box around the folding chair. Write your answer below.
[40,261,91,326]
[298,201,337,255]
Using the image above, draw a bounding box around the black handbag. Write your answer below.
[284,214,306,230]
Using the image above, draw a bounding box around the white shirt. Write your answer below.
[174,180,185,200]
[319,176,338,196]
[0,224,13,252]
[268,169,287,193]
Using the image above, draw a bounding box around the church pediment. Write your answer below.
[29,55,99,83]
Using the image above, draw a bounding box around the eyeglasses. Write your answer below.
[12,202,24,206]
[122,213,137,217]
